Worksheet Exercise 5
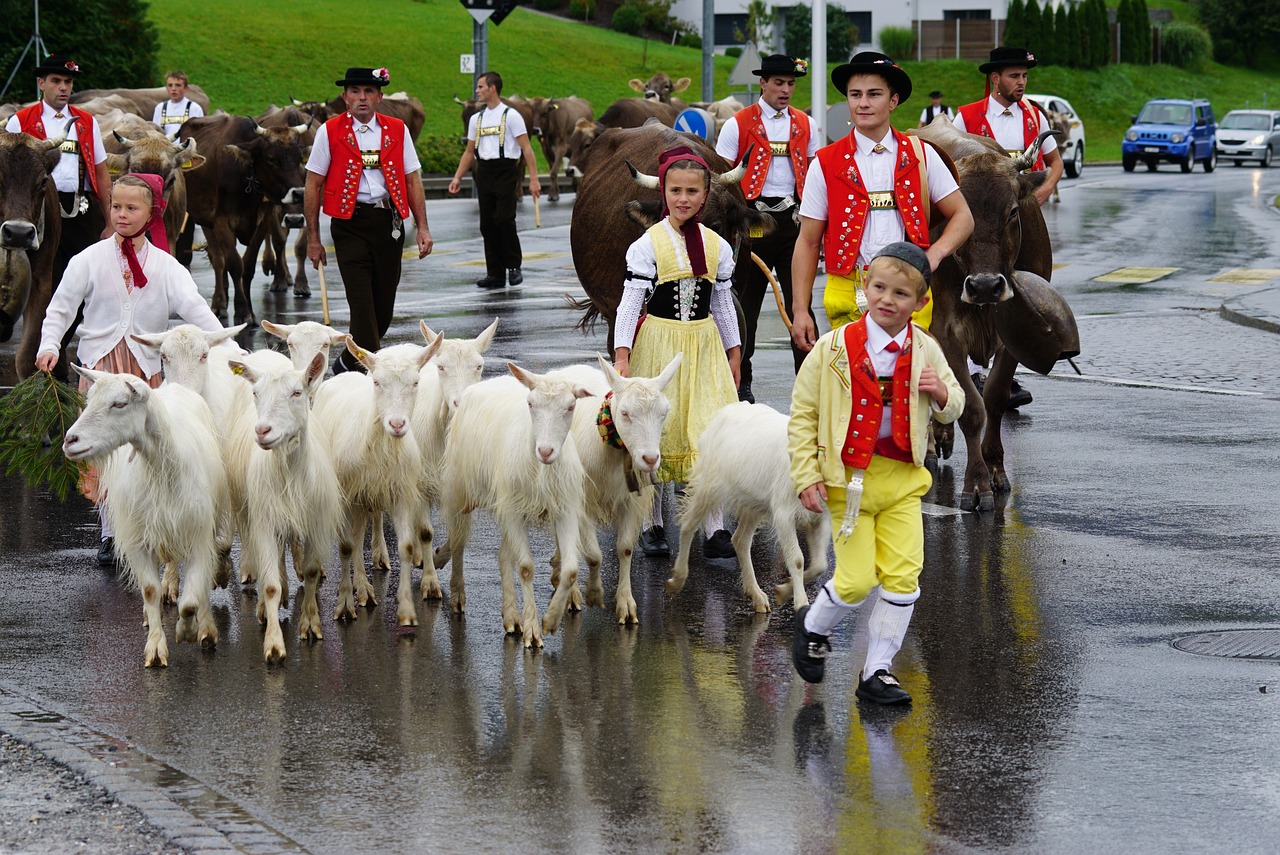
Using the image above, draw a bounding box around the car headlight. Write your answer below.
[1249,134,1266,146]
[1170,133,1184,143]
[1125,131,1138,141]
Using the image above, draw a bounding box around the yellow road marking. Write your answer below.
[1092,266,1180,284]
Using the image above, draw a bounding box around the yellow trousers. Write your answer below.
[824,269,934,331]
[825,455,933,604]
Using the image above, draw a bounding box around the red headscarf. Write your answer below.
[656,145,710,278]
[117,172,169,288]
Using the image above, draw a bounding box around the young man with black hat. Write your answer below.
[714,54,820,405]
[954,47,1063,207]
[6,54,112,291]
[305,66,433,374]
[918,90,954,127]
[448,71,541,289]
[789,52,973,355]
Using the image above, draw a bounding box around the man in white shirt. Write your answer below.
[918,90,954,127]
[151,70,205,138]
[715,53,819,405]
[448,71,541,288]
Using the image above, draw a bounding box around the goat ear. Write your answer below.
[130,332,165,351]
[598,353,623,388]
[71,364,110,386]
[421,330,445,366]
[345,336,375,371]
[227,359,256,383]
[419,320,438,343]
[260,319,292,340]
[472,318,499,353]
[574,385,594,399]
[207,323,246,347]
[508,362,538,389]
[304,353,326,389]
[654,352,683,391]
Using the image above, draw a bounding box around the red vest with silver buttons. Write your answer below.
[817,128,930,277]
[321,113,410,220]
[16,103,102,199]
[733,104,810,201]
[956,99,1045,170]
[839,318,913,470]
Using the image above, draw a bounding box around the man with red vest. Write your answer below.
[954,47,1063,207]
[790,52,973,355]
[305,67,433,374]
[6,54,112,291]
[714,54,820,403]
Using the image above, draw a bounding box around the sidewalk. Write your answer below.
[1220,286,1280,334]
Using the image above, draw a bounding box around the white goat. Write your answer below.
[547,353,682,624]
[260,319,346,389]
[312,335,443,626]
[63,368,228,667]
[443,364,592,647]
[668,403,831,612]
[228,351,340,662]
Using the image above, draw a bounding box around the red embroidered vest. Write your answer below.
[16,103,102,199]
[956,99,1045,170]
[733,104,810,200]
[321,113,411,220]
[817,129,931,276]
[839,318,913,470]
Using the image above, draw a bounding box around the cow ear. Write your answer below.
[181,154,206,171]
[43,145,63,174]
[1018,171,1048,200]
[628,79,645,93]
[104,153,126,176]
[673,77,691,93]
[748,209,776,239]
[226,144,253,164]
[625,200,662,228]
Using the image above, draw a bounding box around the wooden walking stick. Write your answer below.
[534,194,542,228]
[751,252,792,332]
[317,262,331,325]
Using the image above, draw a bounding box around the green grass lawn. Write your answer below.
[148,0,1280,166]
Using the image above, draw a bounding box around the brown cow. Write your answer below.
[570,121,773,351]
[292,92,425,141]
[242,106,318,298]
[101,120,206,251]
[176,115,309,325]
[0,131,63,379]
[912,120,1078,511]
[71,85,212,119]
[567,100,679,178]
[526,96,592,202]
[629,72,690,109]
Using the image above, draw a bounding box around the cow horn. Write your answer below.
[715,143,753,185]
[173,137,194,154]
[38,118,75,151]
[291,122,309,135]
[625,160,660,190]
[453,95,466,105]
[113,130,136,149]
[1012,130,1060,173]
[291,96,304,106]
[251,118,266,136]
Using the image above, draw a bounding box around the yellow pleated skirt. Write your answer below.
[824,269,934,331]
[630,315,737,483]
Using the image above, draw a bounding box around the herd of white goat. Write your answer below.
[60,319,829,666]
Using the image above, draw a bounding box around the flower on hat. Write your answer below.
[794,58,809,74]
[63,60,79,72]
[374,67,390,83]
[1026,53,1035,62]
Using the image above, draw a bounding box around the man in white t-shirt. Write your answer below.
[151,70,205,138]
[448,71,541,288]
[918,90,954,127]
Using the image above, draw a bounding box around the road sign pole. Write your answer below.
[701,0,714,102]
[472,17,488,88]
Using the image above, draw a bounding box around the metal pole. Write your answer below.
[812,0,826,141]
[472,18,488,90]
[955,19,960,60]
[702,0,714,102]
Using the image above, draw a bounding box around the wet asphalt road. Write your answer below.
[2,163,1280,854]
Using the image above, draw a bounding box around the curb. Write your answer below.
[1220,287,1280,335]
[0,682,306,854]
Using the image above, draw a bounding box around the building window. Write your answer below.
[943,9,992,20]
[848,11,871,45]
[715,13,748,45]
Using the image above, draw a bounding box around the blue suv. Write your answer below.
[1122,98,1217,173]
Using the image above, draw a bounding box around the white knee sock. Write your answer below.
[804,580,861,636]
[703,508,724,534]
[98,504,112,540]
[646,485,665,529]
[862,588,920,680]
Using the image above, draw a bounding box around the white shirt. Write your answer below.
[305,114,422,204]
[467,104,529,160]
[151,97,205,138]
[799,128,960,269]
[952,96,1058,155]
[5,101,107,193]
[38,238,226,379]
[714,98,820,198]
[865,316,909,439]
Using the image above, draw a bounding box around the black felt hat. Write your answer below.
[34,54,81,78]
[831,52,912,104]
[872,241,931,285]
[979,46,1037,74]
[752,54,809,78]
[335,67,390,87]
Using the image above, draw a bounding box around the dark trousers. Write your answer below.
[52,192,106,381]
[331,205,404,363]
[475,158,522,277]
[733,200,814,384]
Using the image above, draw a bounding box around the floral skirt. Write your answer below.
[77,339,162,503]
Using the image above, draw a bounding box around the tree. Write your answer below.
[1090,0,1111,66]
[783,3,854,63]
[1117,0,1134,62]
[1023,0,1042,58]
[0,0,157,94]
[1065,3,1082,68]
[734,0,776,51]
[1134,0,1152,63]
[1003,0,1026,49]
[1038,0,1057,66]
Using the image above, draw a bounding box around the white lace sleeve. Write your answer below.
[710,286,741,350]
[614,283,647,351]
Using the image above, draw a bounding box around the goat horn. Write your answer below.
[625,160,659,190]
[113,130,135,149]
[1012,129,1059,172]
[716,143,753,185]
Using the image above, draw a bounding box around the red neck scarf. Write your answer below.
[657,145,710,278]
[118,173,169,288]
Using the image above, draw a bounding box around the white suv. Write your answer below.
[1026,94,1086,178]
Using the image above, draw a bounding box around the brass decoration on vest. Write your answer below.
[867,190,896,210]
[1006,149,1025,158]
[877,377,894,405]
[361,149,381,169]
[59,140,80,155]
[768,141,790,156]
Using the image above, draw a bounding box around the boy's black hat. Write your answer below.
[752,54,809,78]
[34,54,81,78]
[831,52,912,104]
[336,67,390,88]
[929,90,944,99]
[873,241,931,285]
[979,46,1037,74]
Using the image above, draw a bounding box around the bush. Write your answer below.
[878,26,914,59]
[533,0,561,9]
[0,0,157,91]
[784,3,855,62]
[416,133,465,175]
[567,0,595,20]
[1160,21,1212,69]
[725,46,743,57]
[612,3,644,34]
[678,32,702,49]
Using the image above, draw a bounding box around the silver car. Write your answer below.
[1026,94,1086,178]
[1216,110,1280,167]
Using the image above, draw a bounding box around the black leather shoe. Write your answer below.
[638,526,670,557]
[507,268,523,286]
[1007,379,1033,409]
[737,381,755,404]
[477,275,504,289]
[703,529,734,560]
[855,669,912,705]
[97,537,118,567]
[792,605,831,683]
[970,372,985,395]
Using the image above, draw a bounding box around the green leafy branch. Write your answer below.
[0,373,87,503]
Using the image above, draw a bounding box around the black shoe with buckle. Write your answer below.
[638,525,670,557]
[97,537,118,568]
[1007,379,1033,409]
[703,529,734,560]
[507,268,523,286]
[738,381,755,404]
[792,605,831,683]
[477,275,504,289]
[856,669,912,705]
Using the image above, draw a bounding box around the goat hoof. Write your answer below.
[567,586,584,612]
[586,586,605,609]
[615,599,638,624]
[199,629,218,649]
[420,580,443,600]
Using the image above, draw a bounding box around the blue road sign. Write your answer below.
[675,108,714,140]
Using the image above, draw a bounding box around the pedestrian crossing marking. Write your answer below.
[1209,268,1280,284]
[453,251,567,267]
[1052,263,1069,270]
[1092,266,1180,284]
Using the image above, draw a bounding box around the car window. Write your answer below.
[1222,114,1270,131]
[1195,107,1205,125]
[1139,104,1191,125]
